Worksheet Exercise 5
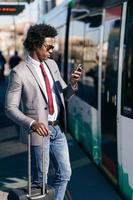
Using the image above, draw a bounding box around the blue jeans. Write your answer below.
[31,125,71,200]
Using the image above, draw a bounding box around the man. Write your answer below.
[5,24,82,200]
[9,50,22,69]
[0,51,6,78]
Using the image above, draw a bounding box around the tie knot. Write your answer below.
[39,63,46,76]
[40,63,44,69]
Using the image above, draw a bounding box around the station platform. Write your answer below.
[0,125,123,200]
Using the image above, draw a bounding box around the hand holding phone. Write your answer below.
[71,64,83,87]
[74,64,83,72]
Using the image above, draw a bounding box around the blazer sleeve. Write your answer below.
[5,70,34,129]
[55,64,75,101]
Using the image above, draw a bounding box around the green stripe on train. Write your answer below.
[118,165,133,200]
[68,111,92,154]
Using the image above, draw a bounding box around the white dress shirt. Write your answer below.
[28,56,60,124]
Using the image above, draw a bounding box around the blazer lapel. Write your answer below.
[25,57,48,104]
[44,60,61,96]
[44,60,55,80]
[45,60,65,108]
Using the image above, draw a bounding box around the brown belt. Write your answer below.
[48,120,59,126]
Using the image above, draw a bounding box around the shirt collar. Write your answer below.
[28,55,41,67]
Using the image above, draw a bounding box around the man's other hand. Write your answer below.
[31,121,50,136]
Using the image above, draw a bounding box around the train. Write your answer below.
[39,0,133,199]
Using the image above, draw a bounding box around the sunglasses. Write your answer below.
[42,43,55,51]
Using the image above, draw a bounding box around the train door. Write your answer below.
[100,5,122,180]
[117,1,133,198]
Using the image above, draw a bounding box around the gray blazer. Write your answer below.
[5,56,75,145]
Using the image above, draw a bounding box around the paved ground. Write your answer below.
[0,125,27,200]
[0,126,123,200]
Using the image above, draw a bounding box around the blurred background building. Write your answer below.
[0,0,63,67]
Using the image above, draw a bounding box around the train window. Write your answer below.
[121,2,133,118]
[102,6,122,106]
[52,26,66,75]
[68,14,102,108]
[68,20,85,80]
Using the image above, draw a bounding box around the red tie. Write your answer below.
[39,63,54,115]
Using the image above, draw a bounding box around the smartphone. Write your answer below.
[75,64,83,72]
